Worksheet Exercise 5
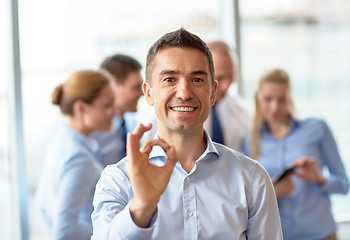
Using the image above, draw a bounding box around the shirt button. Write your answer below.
[186,177,190,182]
[188,211,193,217]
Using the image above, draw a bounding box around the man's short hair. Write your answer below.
[145,28,215,85]
[100,54,142,84]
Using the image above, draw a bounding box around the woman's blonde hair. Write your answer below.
[251,68,295,159]
[52,70,111,116]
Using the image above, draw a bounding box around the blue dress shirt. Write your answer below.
[92,112,139,167]
[91,132,282,240]
[241,117,349,240]
[35,125,103,240]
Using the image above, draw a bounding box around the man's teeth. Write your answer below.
[172,107,195,112]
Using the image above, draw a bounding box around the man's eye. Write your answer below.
[164,77,175,82]
[193,78,203,83]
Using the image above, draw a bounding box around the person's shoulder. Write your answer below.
[47,126,83,155]
[298,116,328,129]
[97,156,133,192]
[103,156,129,178]
[45,127,100,176]
[215,143,258,168]
[214,143,268,181]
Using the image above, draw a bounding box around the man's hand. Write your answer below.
[127,124,177,228]
[293,156,325,185]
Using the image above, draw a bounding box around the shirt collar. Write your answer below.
[260,116,300,134]
[290,116,300,130]
[149,129,219,160]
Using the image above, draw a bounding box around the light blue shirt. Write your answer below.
[91,132,282,240]
[36,125,103,240]
[92,112,139,167]
[241,117,349,240]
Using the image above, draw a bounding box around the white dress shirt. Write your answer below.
[91,132,282,240]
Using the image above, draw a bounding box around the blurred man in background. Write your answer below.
[93,54,144,166]
[204,40,250,150]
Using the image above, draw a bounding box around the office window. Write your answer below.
[1,0,14,238]
[240,0,350,236]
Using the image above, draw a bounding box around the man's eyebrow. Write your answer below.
[191,70,208,76]
[159,70,179,75]
[159,70,208,76]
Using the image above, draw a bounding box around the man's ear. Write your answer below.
[210,80,218,107]
[73,100,85,116]
[143,81,154,106]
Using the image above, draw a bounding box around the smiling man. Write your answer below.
[91,28,282,240]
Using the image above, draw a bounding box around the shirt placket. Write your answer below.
[183,175,198,240]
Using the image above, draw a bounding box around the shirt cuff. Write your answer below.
[111,202,158,240]
[321,177,332,193]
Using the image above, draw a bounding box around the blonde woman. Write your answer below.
[36,70,115,240]
[241,68,349,240]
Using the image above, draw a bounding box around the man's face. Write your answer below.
[115,71,143,113]
[211,52,234,101]
[143,47,217,134]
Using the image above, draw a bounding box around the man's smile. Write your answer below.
[170,106,197,112]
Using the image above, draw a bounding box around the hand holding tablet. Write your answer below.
[277,166,297,182]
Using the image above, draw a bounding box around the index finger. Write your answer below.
[132,123,152,139]
[127,123,152,157]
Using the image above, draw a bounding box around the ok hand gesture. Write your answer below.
[127,124,177,228]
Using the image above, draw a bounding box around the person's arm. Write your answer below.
[246,162,283,240]
[53,154,100,240]
[92,123,177,240]
[292,120,349,194]
[319,120,349,194]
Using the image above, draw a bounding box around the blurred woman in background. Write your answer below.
[241,68,349,240]
[35,70,115,240]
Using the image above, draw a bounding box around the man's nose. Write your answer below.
[175,80,193,100]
